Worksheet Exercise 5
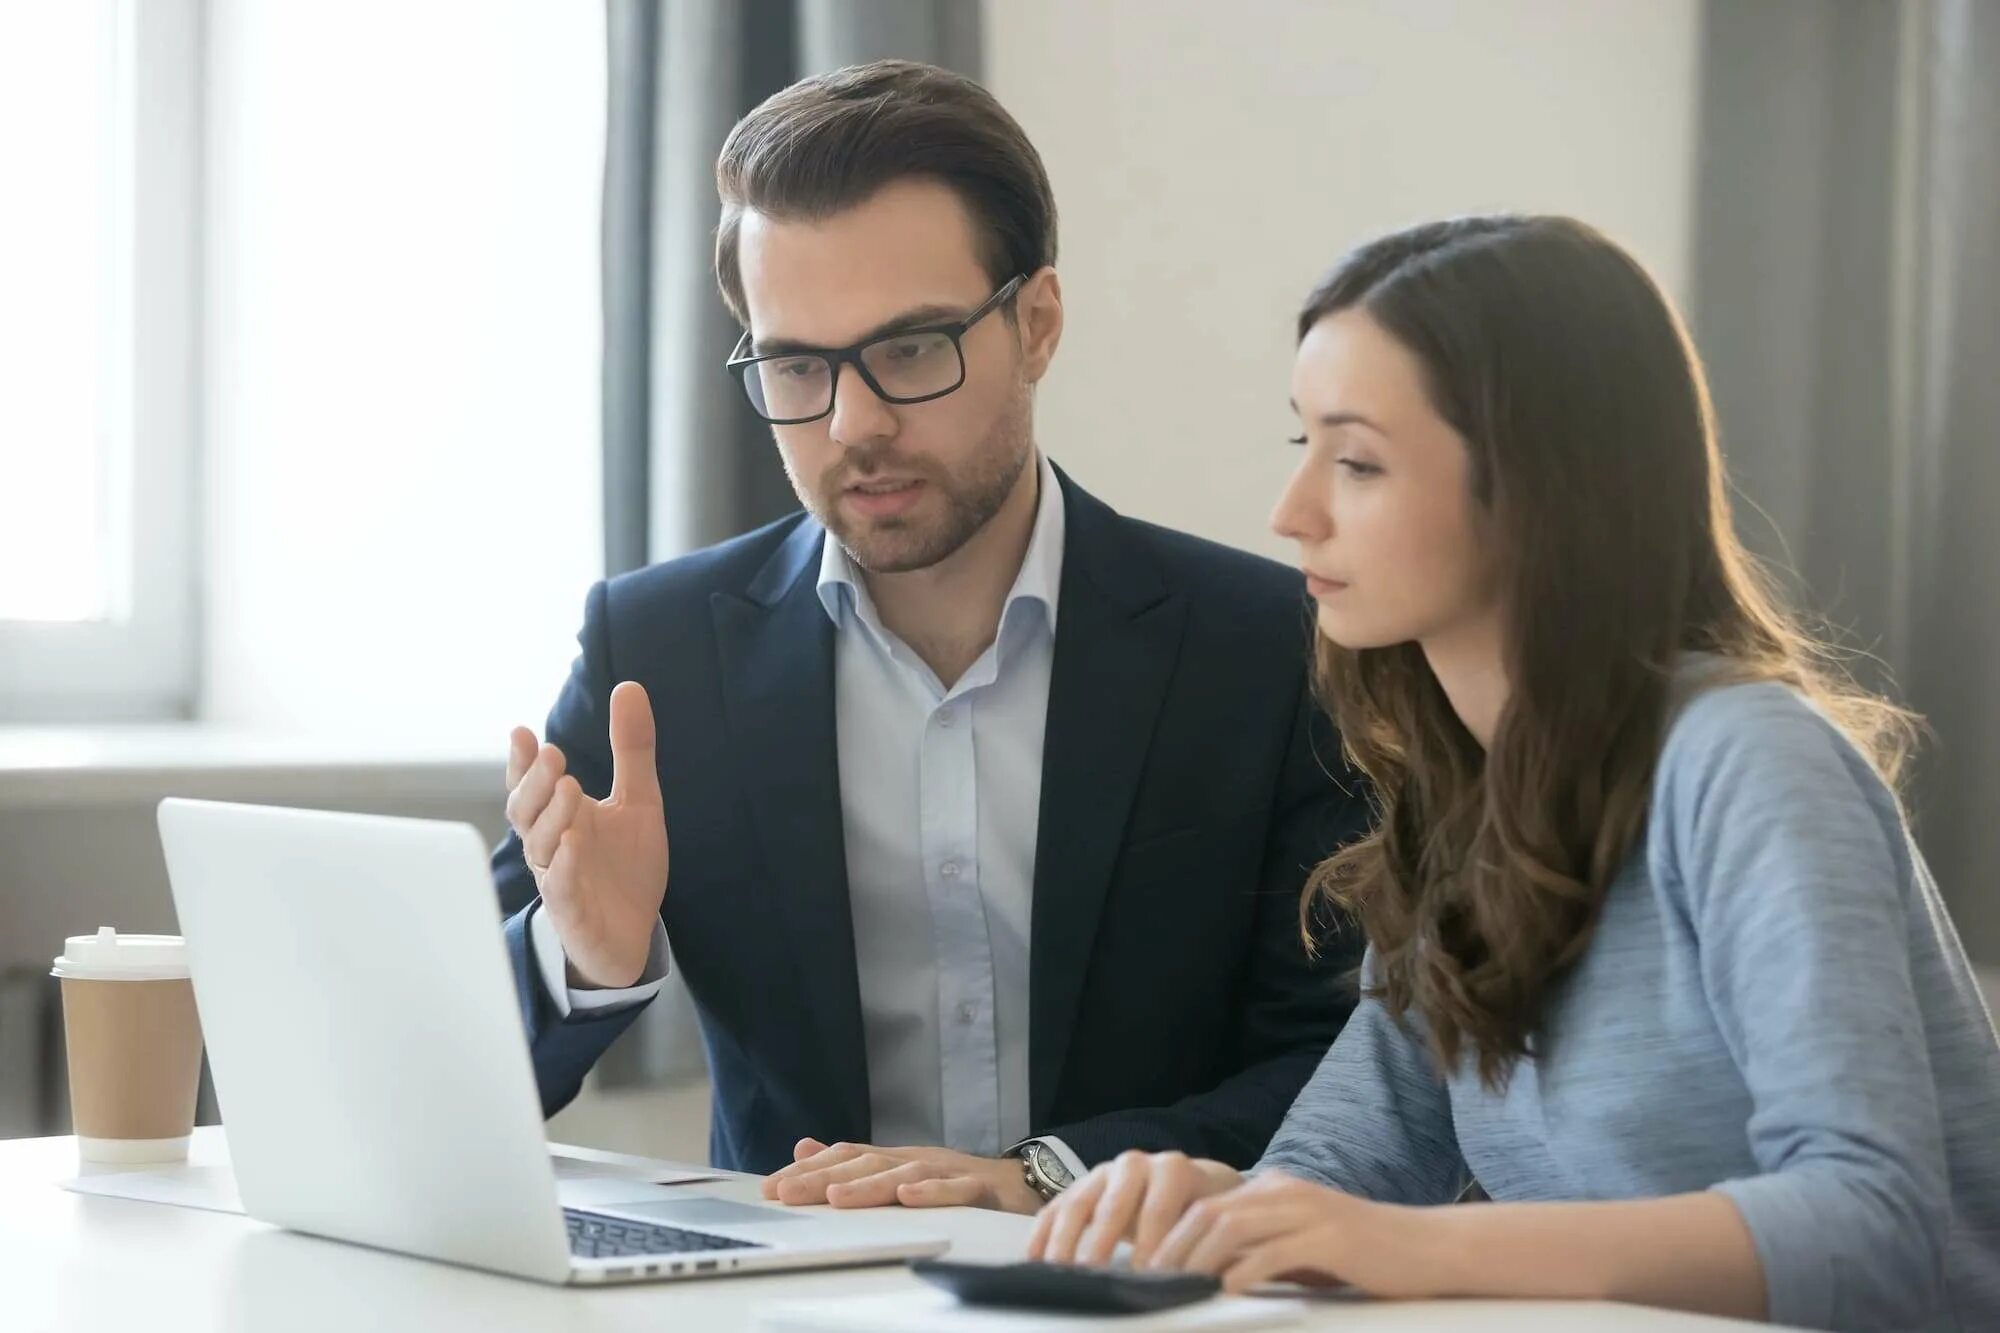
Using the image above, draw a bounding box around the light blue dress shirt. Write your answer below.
[817,450,1062,1159]
[529,452,1082,1172]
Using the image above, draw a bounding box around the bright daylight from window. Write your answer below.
[0,1,123,624]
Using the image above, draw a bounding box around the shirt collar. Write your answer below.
[816,451,1066,639]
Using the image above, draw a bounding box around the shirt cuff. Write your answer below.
[526,900,669,1019]
[1008,1135,1089,1188]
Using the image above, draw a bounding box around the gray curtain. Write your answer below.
[596,0,983,1087]
[1693,0,2000,962]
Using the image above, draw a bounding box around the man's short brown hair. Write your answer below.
[713,59,1058,326]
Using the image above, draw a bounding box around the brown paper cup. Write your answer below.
[51,930,204,1164]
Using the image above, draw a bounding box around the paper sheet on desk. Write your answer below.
[756,1289,1308,1331]
[547,1155,718,1185]
[62,1150,716,1216]
[64,1164,246,1215]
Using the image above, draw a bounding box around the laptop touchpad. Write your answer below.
[608,1198,806,1228]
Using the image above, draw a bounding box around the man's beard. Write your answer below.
[790,385,1035,575]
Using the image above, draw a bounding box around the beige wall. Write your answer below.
[986,0,1700,560]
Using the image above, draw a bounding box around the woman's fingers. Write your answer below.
[1077,1152,1152,1266]
[1029,1153,1234,1268]
[1025,1183,1067,1257]
[1032,1166,1110,1263]
[1133,1155,1228,1265]
[1222,1228,1343,1294]
[1179,1198,1315,1277]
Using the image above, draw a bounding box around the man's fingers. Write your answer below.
[506,727,538,790]
[775,1153,894,1205]
[504,743,567,842]
[762,1139,851,1199]
[897,1175,989,1209]
[825,1160,939,1209]
[607,682,660,808]
[523,776,585,874]
[774,1152,900,1205]
[760,1138,833,1199]
[769,1140,864,1181]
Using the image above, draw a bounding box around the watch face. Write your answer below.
[1033,1143,1074,1188]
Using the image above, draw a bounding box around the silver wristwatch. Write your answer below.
[1016,1138,1076,1202]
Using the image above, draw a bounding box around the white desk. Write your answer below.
[1,1129,1762,1331]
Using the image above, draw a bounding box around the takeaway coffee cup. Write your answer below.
[51,928,204,1164]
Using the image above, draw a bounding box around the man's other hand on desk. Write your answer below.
[762,1137,1043,1216]
[506,680,670,990]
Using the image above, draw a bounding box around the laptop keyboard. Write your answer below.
[564,1208,765,1260]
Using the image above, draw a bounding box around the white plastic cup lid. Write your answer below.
[50,927,189,981]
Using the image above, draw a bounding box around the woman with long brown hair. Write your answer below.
[1029,215,2000,1330]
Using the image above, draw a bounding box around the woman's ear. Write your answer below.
[1016,266,1064,384]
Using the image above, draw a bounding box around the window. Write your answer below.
[195,1,604,744]
[1,1,602,737]
[0,0,199,722]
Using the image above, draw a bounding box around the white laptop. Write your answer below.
[155,797,949,1285]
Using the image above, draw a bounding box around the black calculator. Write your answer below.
[909,1258,1221,1315]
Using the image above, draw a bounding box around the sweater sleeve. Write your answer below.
[1663,683,1949,1332]
[1255,950,1470,1206]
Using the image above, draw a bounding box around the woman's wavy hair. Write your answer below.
[1299,215,1919,1089]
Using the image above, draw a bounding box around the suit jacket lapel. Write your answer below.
[710,519,871,1142]
[1029,474,1187,1125]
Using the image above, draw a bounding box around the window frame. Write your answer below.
[0,0,202,723]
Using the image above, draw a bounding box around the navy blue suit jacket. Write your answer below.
[494,469,1370,1175]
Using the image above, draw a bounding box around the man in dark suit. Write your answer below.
[493,59,1369,1217]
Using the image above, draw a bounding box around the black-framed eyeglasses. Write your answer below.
[725,274,1027,426]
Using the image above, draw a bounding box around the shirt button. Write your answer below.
[940,860,961,880]
[937,709,956,728]
[956,1002,978,1024]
